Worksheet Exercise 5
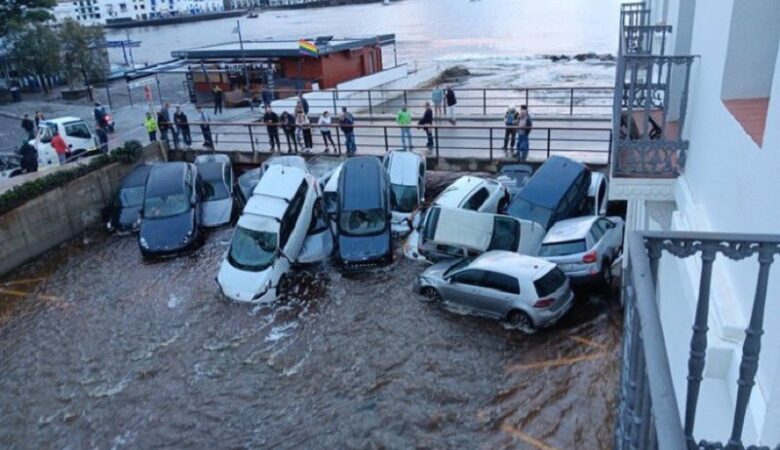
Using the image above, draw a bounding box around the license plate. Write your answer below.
[560,264,577,271]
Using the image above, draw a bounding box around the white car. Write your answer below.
[318,161,344,216]
[586,171,609,216]
[194,154,235,227]
[382,150,426,236]
[404,206,545,262]
[262,155,310,174]
[216,165,318,303]
[434,175,509,213]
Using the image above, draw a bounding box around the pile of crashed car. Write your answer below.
[105,152,623,333]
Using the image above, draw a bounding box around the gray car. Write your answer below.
[195,154,235,227]
[414,250,574,333]
[538,215,624,287]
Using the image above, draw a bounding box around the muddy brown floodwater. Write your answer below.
[0,223,622,450]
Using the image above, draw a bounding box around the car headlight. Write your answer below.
[139,236,149,248]
[252,281,272,300]
[182,229,194,244]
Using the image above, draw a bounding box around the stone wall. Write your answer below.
[0,143,163,277]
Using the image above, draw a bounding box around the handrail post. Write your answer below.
[525,89,529,108]
[489,128,493,162]
[384,126,389,152]
[434,126,440,158]
[570,88,575,115]
[368,90,373,117]
[483,90,487,115]
[335,126,342,156]
[547,128,551,159]
[248,124,256,161]
[332,90,338,114]
[403,89,408,106]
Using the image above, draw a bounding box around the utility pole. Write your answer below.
[236,20,253,112]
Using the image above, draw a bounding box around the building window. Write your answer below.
[721,0,780,147]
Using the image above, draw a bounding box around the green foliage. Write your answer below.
[0,140,145,217]
[6,23,61,81]
[58,19,110,88]
[0,0,56,37]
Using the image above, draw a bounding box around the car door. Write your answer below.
[442,269,487,312]
[597,217,622,259]
[473,271,520,319]
[418,161,426,202]
[283,180,310,260]
[298,199,334,263]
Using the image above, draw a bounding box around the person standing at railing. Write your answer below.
[296,107,313,153]
[196,105,214,148]
[318,111,336,153]
[339,107,356,157]
[516,104,533,161]
[418,102,434,151]
[174,106,192,150]
[396,105,413,151]
[213,85,223,115]
[158,102,172,148]
[502,105,519,153]
[144,112,158,143]
[445,85,457,125]
[280,111,297,154]
[263,106,281,153]
[297,93,309,115]
[431,85,444,119]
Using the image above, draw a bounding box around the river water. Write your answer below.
[0,174,622,449]
[108,0,621,88]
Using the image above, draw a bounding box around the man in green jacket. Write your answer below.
[144,112,158,142]
[396,105,412,151]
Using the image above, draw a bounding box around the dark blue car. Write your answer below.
[105,163,153,234]
[506,156,591,230]
[336,156,392,268]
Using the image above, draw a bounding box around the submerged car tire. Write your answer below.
[420,287,442,303]
[600,259,613,289]
[506,310,536,334]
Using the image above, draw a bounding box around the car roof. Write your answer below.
[387,151,421,186]
[470,250,555,279]
[145,162,189,195]
[340,156,385,210]
[252,164,307,199]
[194,154,231,165]
[543,215,599,243]
[242,195,289,221]
[120,164,153,189]
[517,156,587,209]
[263,155,308,173]
[434,176,485,208]
[430,207,496,251]
[42,117,83,125]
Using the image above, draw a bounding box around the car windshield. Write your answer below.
[538,239,588,257]
[143,193,189,219]
[390,183,419,213]
[203,178,229,201]
[339,208,386,236]
[534,267,567,297]
[227,226,277,272]
[118,186,145,208]
[508,198,552,229]
[443,256,474,277]
[488,217,519,251]
[238,169,261,200]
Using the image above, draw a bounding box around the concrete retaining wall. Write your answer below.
[0,143,163,278]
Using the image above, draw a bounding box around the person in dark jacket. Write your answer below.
[18,139,38,173]
[418,102,434,150]
[502,105,519,152]
[157,107,171,148]
[34,111,45,128]
[263,106,281,153]
[174,106,192,149]
[339,107,356,156]
[93,102,108,129]
[297,93,309,114]
[96,123,109,153]
[21,114,35,140]
[213,85,223,115]
[261,84,273,108]
[445,85,457,124]
[280,111,297,154]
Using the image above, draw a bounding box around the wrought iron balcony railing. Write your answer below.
[617,231,780,450]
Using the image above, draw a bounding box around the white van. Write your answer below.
[404,206,546,262]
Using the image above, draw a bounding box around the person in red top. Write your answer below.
[50,131,68,165]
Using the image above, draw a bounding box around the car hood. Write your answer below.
[139,210,195,250]
[112,206,142,232]
[217,259,273,303]
[421,259,460,280]
[202,198,232,227]
[338,232,391,263]
[297,229,334,264]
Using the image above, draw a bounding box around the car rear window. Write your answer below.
[538,239,587,257]
[534,268,567,297]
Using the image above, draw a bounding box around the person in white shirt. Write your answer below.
[318,111,336,153]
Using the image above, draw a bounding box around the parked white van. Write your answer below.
[216,165,319,304]
[404,206,546,262]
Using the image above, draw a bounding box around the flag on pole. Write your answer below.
[298,39,319,57]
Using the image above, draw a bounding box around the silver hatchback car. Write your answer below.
[414,250,574,333]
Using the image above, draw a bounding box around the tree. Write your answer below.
[0,0,57,37]
[58,19,110,91]
[7,23,61,93]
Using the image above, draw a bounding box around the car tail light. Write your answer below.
[534,298,555,308]
[582,251,598,264]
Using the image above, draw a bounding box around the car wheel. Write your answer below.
[601,260,613,288]
[506,310,537,334]
[420,287,442,303]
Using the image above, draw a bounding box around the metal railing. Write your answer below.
[176,120,612,164]
[618,231,780,450]
[611,2,696,178]
[265,86,615,117]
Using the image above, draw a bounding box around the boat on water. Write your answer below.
[247,12,258,18]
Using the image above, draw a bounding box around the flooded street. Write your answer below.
[0,224,620,449]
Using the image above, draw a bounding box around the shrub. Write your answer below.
[0,140,145,216]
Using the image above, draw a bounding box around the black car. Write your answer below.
[105,164,152,234]
[138,162,203,258]
[336,156,392,268]
[506,156,591,230]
